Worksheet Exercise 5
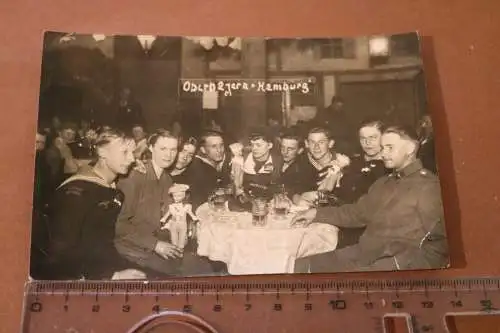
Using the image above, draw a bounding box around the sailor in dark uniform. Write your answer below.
[240,128,283,200]
[292,125,449,272]
[335,120,389,205]
[35,128,146,280]
[330,120,390,249]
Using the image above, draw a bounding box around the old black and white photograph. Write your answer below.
[30,32,449,280]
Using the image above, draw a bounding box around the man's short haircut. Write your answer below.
[147,128,178,147]
[331,96,344,105]
[249,126,274,143]
[307,126,332,140]
[131,123,145,129]
[59,121,78,132]
[95,127,131,148]
[199,130,224,146]
[280,127,304,147]
[383,125,420,147]
[359,118,385,132]
[36,126,47,136]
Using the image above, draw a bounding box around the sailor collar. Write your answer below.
[195,154,227,172]
[243,153,274,175]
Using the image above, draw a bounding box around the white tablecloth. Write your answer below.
[195,203,339,275]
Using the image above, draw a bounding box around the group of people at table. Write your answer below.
[30,116,449,280]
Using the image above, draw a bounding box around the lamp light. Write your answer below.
[199,37,215,50]
[137,35,156,51]
[369,35,390,57]
[228,37,242,51]
[92,34,106,42]
[215,37,229,47]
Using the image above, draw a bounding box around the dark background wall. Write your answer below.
[38,35,182,131]
[1,1,500,333]
[114,36,182,131]
[338,77,424,129]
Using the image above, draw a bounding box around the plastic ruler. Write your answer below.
[21,277,500,333]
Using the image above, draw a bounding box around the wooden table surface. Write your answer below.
[1,1,499,332]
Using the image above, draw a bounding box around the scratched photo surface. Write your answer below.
[30,31,449,280]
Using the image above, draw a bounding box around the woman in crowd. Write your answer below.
[35,128,146,280]
[169,136,198,184]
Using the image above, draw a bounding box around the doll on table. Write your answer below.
[160,183,199,250]
[229,142,244,196]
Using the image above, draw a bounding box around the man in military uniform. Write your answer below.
[292,125,449,272]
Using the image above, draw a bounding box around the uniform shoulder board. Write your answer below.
[419,169,437,178]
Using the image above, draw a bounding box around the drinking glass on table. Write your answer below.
[224,183,234,199]
[273,192,291,219]
[209,187,227,212]
[316,189,329,207]
[251,197,269,227]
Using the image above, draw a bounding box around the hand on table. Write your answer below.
[154,240,183,259]
[111,268,147,280]
[291,208,317,228]
[295,191,318,207]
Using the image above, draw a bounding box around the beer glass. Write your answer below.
[209,187,227,212]
[316,189,329,207]
[273,192,291,219]
[251,197,269,227]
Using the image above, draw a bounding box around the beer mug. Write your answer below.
[209,187,227,212]
[273,193,291,219]
[224,183,234,198]
[316,189,329,207]
[251,197,269,227]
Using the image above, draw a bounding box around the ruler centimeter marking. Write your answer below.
[25,279,500,295]
[22,277,500,333]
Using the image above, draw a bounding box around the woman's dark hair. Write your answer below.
[180,136,198,149]
[147,129,178,147]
